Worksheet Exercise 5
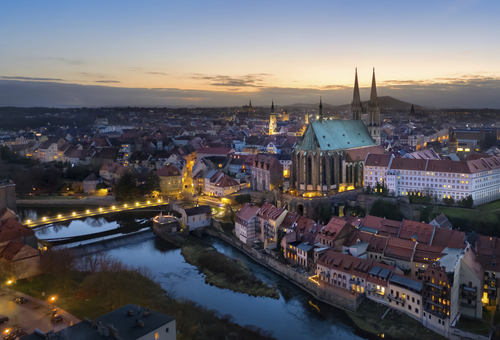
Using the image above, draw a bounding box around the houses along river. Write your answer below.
[20,207,372,340]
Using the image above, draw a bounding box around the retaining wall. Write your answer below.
[205,229,363,312]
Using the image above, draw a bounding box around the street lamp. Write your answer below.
[6,280,12,295]
[50,296,57,310]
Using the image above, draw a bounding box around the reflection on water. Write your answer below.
[22,208,371,340]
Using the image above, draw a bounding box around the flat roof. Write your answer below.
[390,274,422,292]
[24,304,175,340]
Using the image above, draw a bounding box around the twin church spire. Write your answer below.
[350,68,381,144]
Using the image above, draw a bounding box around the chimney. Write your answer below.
[127,310,134,316]
[136,319,145,328]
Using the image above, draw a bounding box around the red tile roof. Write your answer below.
[0,219,34,242]
[156,164,181,177]
[398,220,435,245]
[235,204,260,225]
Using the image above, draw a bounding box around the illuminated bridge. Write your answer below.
[25,199,168,228]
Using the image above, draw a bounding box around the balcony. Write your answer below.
[424,280,444,290]
[460,301,477,308]
[388,294,406,304]
[424,305,447,319]
[349,279,361,285]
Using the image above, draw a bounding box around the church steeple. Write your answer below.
[249,99,252,107]
[367,68,381,145]
[319,96,323,123]
[351,68,363,120]
[269,100,277,135]
[368,68,379,110]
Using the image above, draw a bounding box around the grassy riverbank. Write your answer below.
[347,299,446,340]
[181,244,280,299]
[12,271,276,340]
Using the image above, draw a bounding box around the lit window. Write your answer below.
[155,333,160,340]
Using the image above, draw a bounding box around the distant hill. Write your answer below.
[288,96,425,112]
[286,102,339,110]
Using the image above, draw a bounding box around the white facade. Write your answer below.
[364,154,500,205]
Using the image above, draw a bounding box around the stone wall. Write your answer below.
[205,229,363,312]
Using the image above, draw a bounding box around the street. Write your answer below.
[0,290,71,336]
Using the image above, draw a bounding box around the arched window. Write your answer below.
[307,157,312,184]
[330,158,335,185]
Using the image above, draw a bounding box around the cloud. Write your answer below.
[0,76,65,81]
[0,75,500,108]
[49,58,83,65]
[190,73,273,88]
[130,68,168,76]
[95,80,121,83]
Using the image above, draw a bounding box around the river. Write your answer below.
[21,207,373,340]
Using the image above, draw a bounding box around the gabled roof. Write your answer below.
[236,204,260,225]
[431,227,466,249]
[0,218,34,242]
[296,120,376,151]
[398,220,435,245]
[156,164,181,177]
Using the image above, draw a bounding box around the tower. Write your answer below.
[269,100,277,135]
[448,131,458,154]
[318,96,323,123]
[282,109,289,121]
[351,68,363,120]
[366,68,381,145]
[305,109,309,125]
[410,104,415,116]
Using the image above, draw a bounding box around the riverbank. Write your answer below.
[347,299,446,340]
[205,228,449,340]
[181,244,280,299]
[12,271,276,340]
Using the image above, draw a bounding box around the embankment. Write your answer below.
[204,228,363,312]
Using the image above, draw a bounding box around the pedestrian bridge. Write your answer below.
[26,200,168,228]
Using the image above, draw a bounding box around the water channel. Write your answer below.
[20,207,375,340]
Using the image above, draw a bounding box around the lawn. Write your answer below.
[347,299,446,340]
[478,200,500,212]
[432,206,497,224]
[456,317,491,336]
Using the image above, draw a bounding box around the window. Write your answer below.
[408,305,412,311]
[416,308,419,314]
[166,327,169,333]
[155,333,160,339]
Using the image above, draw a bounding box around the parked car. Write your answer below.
[13,297,27,304]
[4,327,27,340]
[51,314,63,323]
[0,316,8,324]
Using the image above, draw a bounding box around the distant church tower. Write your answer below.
[410,104,415,116]
[318,97,323,123]
[269,101,277,135]
[366,68,381,145]
[448,131,458,154]
[351,68,363,120]
[282,109,289,121]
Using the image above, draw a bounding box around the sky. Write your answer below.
[1,0,500,108]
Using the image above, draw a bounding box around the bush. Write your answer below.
[408,193,432,204]
[458,195,474,208]
[443,197,455,206]
[235,194,252,205]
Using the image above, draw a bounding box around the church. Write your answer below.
[290,69,384,197]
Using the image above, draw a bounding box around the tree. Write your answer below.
[443,197,455,206]
[235,194,252,205]
[114,171,140,202]
[318,202,332,223]
[458,195,474,208]
[139,173,161,197]
[369,199,404,221]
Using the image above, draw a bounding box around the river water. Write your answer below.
[21,208,374,340]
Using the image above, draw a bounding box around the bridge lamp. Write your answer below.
[27,220,31,224]
[87,210,90,213]
[58,214,62,218]
[112,206,115,210]
[135,202,139,206]
[124,204,128,208]
[72,212,76,216]
[147,201,150,204]
[43,217,47,221]
[99,207,102,211]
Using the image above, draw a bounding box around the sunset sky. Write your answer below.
[1,0,500,107]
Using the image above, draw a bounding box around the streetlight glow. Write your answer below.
[72,212,76,216]
[27,220,31,223]
[99,207,102,211]
[58,214,62,218]
[112,206,115,209]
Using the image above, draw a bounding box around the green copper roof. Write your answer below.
[296,120,375,151]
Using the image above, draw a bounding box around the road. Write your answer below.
[0,290,72,335]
